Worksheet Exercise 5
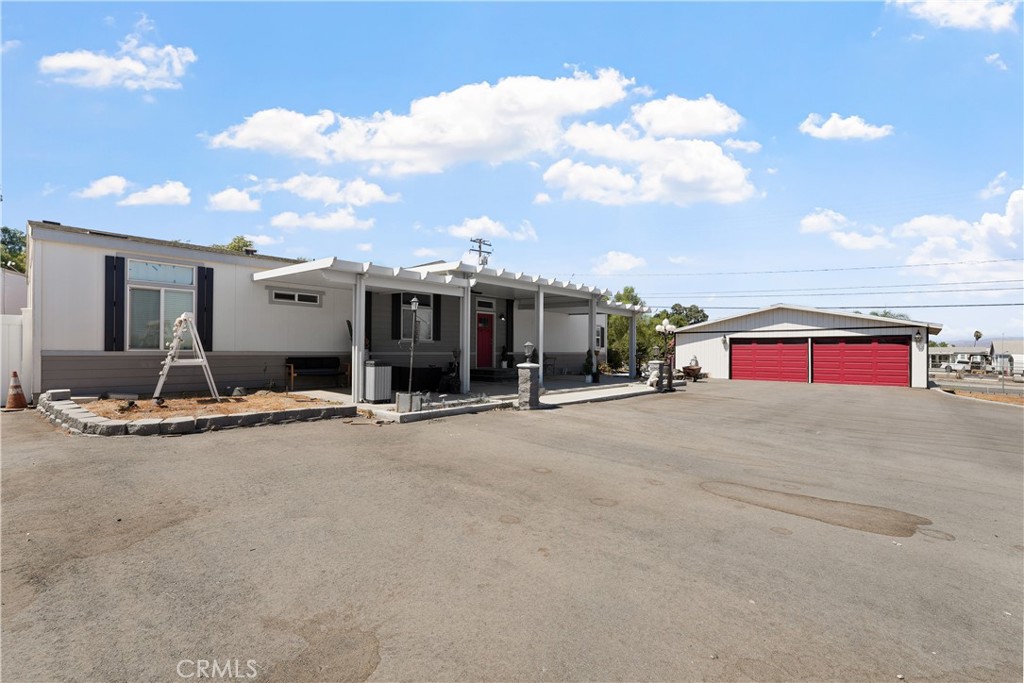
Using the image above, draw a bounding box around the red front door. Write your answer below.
[476,313,494,368]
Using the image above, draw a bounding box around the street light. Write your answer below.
[408,296,419,396]
[654,318,679,392]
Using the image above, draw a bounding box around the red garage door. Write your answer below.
[812,337,910,387]
[731,339,808,382]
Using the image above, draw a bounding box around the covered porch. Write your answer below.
[253,258,646,401]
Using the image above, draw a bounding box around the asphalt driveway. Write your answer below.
[2,381,1021,681]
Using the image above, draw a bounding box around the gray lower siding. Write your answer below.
[40,352,352,396]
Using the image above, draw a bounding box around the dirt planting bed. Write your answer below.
[87,391,338,420]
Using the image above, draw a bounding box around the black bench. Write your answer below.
[285,356,348,391]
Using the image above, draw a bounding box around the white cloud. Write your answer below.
[355,243,373,252]
[632,94,744,138]
[799,113,894,140]
[547,122,755,206]
[723,138,762,153]
[594,251,647,275]
[985,52,1009,70]
[38,15,197,91]
[668,255,693,265]
[209,67,633,176]
[766,167,779,175]
[828,231,894,250]
[414,247,441,259]
[2,40,22,54]
[978,171,1008,200]
[543,158,638,205]
[896,188,1023,284]
[117,180,190,206]
[800,208,892,250]
[207,187,260,212]
[800,208,850,234]
[244,234,282,246]
[890,0,1019,32]
[907,33,927,41]
[261,174,399,206]
[74,175,128,198]
[270,207,373,231]
[533,192,552,204]
[512,220,538,242]
[445,215,506,239]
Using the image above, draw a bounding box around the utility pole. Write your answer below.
[469,238,492,267]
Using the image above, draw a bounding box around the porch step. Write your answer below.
[470,367,519,382]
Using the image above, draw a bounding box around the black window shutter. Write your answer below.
[195,267,214,351]
[391,293,401,339]
[104,256,125,351]
[432,295,442,341]
[365,291,373,348]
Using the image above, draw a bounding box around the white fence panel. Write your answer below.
[2,314,24,406]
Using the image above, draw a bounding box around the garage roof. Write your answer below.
[675,304,943,335]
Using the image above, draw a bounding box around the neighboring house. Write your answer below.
[988,339,1024,375]
[928,346,989,370]
[673,304,941,389]
[1,267,27,314]
[21,221,645,401]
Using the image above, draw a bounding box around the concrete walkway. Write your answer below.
[295,373,663,418]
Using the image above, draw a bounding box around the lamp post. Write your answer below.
[408,297,419,396]
[524,340,535,363]
[654,318,679,392]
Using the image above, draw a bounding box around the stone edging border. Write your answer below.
[35,390,358,436]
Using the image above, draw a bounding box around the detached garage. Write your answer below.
[674,305,942,389]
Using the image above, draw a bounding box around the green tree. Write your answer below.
[1,226,27,273]
[928,341,949,348]
[213,235,255,252]
[654,303,709,328]
[606,288,707,371]
[974,330,983,346]
[869,309,912,320]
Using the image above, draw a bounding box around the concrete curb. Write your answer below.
[368,400,515,424]
[35,390,359,436]
[929,386,1024,408]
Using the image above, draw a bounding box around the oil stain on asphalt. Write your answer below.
[700,481,936,537]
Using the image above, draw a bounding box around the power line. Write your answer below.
[644,286,1022,301]
[559,257,1023,278]
[703,303,1024,310]
[642,278,1023,296]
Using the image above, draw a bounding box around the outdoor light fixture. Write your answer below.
[654,318,679,392]
[499,313,506,322]
[524,340,535,362]
[408,297,419,395]
[914,329,923,344]
[721,334,728,347]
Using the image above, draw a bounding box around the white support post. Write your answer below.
[536,288,545,384]
[588,296,597,369]
[628,313,637,378]
[460,279,472,393]
[351,276,365,402]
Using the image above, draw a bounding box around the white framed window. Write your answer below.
[402,292,432,341]
[596,325,606,348]
[127,258,196,350]
[476,299,495,310]
[269,288,322,306]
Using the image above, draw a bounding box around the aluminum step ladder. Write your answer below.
[152,312,221,403]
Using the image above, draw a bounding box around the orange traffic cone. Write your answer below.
[6,371,28,410]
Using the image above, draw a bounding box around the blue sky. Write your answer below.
[3,1,1022,342]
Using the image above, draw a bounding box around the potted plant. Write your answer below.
[583,349,594,384]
